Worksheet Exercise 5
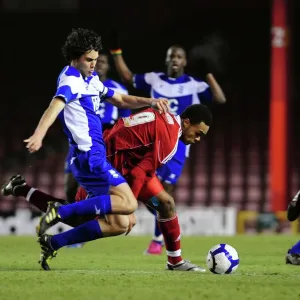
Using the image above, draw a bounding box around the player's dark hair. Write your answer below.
[62,28,102,62]
[180,104,212,126]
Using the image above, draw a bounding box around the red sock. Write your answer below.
[15,185,66,213]
[158,215,183,265]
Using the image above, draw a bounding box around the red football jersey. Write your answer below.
[75,109,181,203]
[104,108,182,177]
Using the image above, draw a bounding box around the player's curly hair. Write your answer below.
[180,104,212,126]
[62,28,102,62]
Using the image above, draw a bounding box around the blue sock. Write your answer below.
[290,241,300,254]
[50,219,102,250]
[58,195,112,220]
[154,216,162,238]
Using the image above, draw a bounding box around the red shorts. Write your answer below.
[75,175,163,204]
[138,175,164,202]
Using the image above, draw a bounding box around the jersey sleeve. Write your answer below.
[133,72,155,93]
[54,75,81,103]
[98,80,115,102]
[195,80,213,103]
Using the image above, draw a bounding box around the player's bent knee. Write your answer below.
[126,196,138,213]
[156,191,175,215]
[118,192,138,213]
[162,196,175,212]
[110,183,138,214]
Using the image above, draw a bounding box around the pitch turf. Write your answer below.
[0,235,299,300]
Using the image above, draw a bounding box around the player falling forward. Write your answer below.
[110,39,226,254]
[64,52,131,203]
[2,104,212,271]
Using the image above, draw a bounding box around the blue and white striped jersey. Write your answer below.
[133,72,212,115]
[133,72,212,159]
[55,66,114,153]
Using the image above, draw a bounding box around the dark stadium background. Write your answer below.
[0,0,299,232]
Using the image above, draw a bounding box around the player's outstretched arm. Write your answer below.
[106,92,170,113]
[108,30,134,85]
[206,73,226,104]
[24,98,65,153]
[111,52,134,86]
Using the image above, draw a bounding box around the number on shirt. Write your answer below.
[91,96,100,112]
[123,111,155,127]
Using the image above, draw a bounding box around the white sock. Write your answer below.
[25,188,37,201]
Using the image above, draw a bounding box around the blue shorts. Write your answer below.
[156,140,187,185]
[156,158,185,185]
[70,150,126,197]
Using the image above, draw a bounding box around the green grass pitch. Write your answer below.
[0,235,299,300]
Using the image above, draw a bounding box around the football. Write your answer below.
[206,244,239,274]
